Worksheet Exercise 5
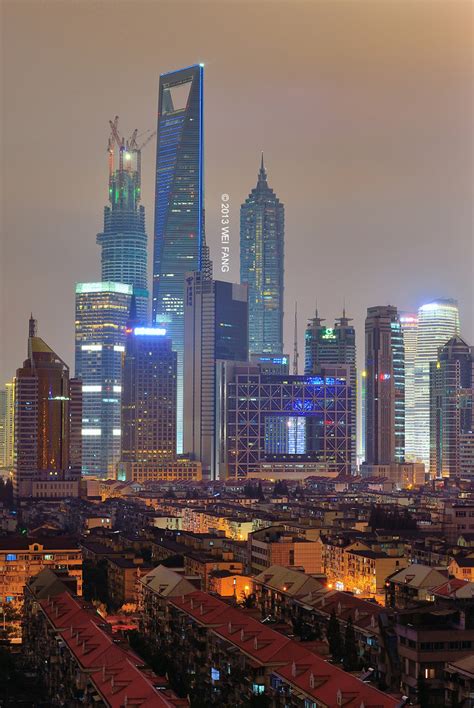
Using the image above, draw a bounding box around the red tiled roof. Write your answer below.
[170,591,398,706]
[39,592,187,707]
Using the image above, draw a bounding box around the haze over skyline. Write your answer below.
[1,0,473,383]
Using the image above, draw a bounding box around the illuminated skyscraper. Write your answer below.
[75,282,132,477]
[184,272,248,478]
[240,154,284,356]
[97,118,149,321]
[14,316,81,498]
[120,327,177,480]
[152,64,211,453]
[365,306,405,465]
[414,299,460,469]
[0,381,14,470]
[305,309,356,470]
[400,313,418,462]
[430,336,473,479]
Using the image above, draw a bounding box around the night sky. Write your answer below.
[1,0,472,382]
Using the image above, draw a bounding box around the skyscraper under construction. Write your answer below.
[97,117,150,321]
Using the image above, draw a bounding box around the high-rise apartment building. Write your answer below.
[120,326,177,480]
[400,313,418,462]
[240,155,284,356]
[14,317,81,498]
[152,64,212,453]
[414,299,460,469]
[0,383,14,470]
[96,120,149,321]
[365,306,405,465]
[305,309,356,470]
[75,282,132,477]
[184,273,248,478]
[430,336,474,479]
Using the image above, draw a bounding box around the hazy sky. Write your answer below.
[1,0,473,382]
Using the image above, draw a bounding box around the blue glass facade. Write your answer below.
[240,156,284,355]
[152,65,211,452]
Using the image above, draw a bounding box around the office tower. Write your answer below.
[430,336,474,479]
[400,313,418,462]
[240,154,284,356]
[217,362,352,479]
[14,316,81,498]
[96,118,149,321]
[184,272,248,478]
[152,64,211,453]
[0,389,7,469]
[75,282,132,477]
[365,306,405,465]
[358,371,367,467]
[120,326,177,480]
[414,299,460,469]
[305,308,357,470]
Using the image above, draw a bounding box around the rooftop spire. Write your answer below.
[293,302,299,375]
[29,313,37,338]
[258,151,267,185]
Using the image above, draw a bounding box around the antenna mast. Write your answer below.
[293,302,299,375]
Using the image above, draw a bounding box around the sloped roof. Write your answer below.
[169,591,398,707]
[140,565,196,597]
[388,564,448,589]
[39,592,186,707]
[253,564,324,598]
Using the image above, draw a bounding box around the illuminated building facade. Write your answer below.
[120,326,177,478]
[240,155,284,356]
[14,316,81,498]
[400,313,418,462]
[305,309,356,470]
[0,381,14,470]
[217,362,352,478]
[183,272,248,478]
[96,123,149,321]
[365,305,405,465]
[430,336,474,479]
[414,299,460,469]
[75,282,132,477]
[152,64,212,454]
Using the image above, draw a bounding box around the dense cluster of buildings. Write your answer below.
[0,61,473,707]
[1,66,471,495]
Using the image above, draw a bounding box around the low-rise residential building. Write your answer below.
[445,654,474,706]
[248,525,323,575]
[385,564,449,609]
[23,585,187,707]
[107,556,152,610]
[0,536,82,608]
[449,554,474,582]
[396,603,474,705]
[140,581,399,708]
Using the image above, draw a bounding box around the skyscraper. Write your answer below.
[14,316,81,498]
[96,118,149,321]
[400,313,418,462]
[430,336,473,479]
[152,64,211,453]
[414,299,460,469]
[183,272,248,478]
[305,308,357,470]
[365,306,405,465]
[0,383,14,471]
[120,326,177,480]
[75,282,132,477]
[240,155,284,356]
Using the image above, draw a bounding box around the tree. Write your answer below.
[327,609,343,662]
[257,481,265,502]
[343,616,359,671]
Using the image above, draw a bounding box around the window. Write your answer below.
[6,554,16,562]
